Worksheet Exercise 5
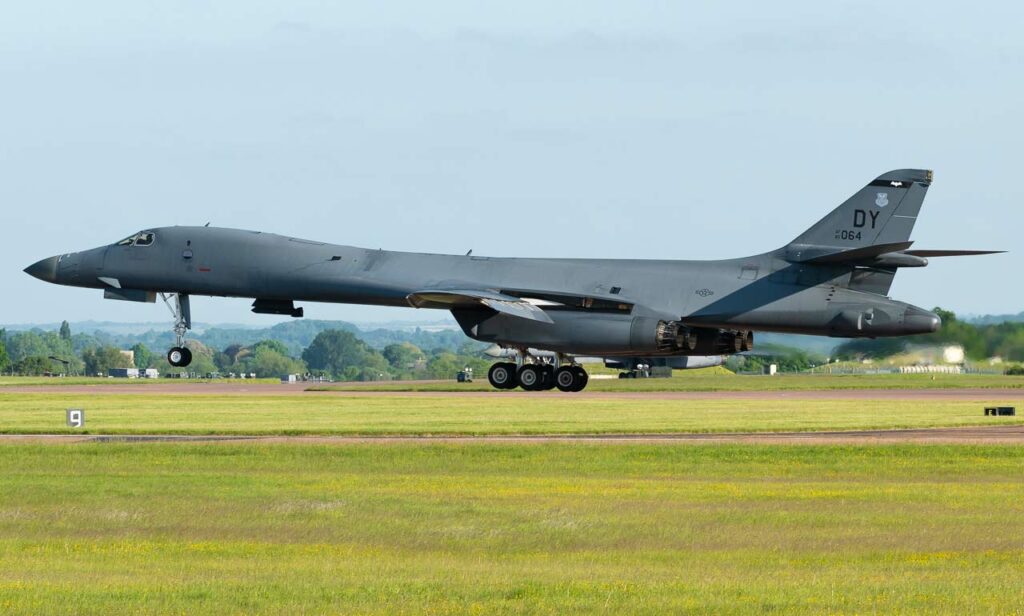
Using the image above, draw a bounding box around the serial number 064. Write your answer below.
[834,229,862,241]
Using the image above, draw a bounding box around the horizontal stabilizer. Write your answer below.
[789,241,914,264]
[407,289,555,323]
[904,249,1005,257]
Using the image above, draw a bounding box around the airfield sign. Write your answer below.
[66,408,84,428]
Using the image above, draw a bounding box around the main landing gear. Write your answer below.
[486,350,589,392]
[161,292,193,368]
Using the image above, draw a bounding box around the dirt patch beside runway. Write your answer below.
[0,383,311,395]
[3,425,1024,445]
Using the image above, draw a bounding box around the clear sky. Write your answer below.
[2,1,1021,327]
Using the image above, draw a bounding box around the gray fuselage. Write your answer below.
[27,225,939,357]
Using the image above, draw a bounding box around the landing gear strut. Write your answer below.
[161,292,193,368]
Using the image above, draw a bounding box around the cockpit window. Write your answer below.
[115,232,156,247]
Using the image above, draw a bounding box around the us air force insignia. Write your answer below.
[875,192,889,207]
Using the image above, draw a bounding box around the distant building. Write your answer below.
[108,368,140,378]
[119,350,135,364]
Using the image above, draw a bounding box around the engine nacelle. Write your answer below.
[453,309,699,356]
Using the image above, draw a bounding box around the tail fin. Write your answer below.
[779,170,1002,296]
[786,169,933,255]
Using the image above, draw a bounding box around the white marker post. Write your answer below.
[66,408,84,428]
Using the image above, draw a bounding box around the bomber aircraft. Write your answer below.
[25,169,1000,391]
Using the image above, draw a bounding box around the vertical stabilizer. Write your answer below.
[787,169,932,252]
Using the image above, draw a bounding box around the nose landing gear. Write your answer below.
[161,292,193,368]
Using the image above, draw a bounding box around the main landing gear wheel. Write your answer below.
[573,364,589,388]
[167,346,192,368]
[555,366,589,392]
[517,365,544,391]
[487,362,518,389]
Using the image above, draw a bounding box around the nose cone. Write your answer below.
[904,306,942,334]
[24,256,60,283]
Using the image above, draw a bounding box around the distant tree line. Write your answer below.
[9,307,1021,379]
[9,319,474,359]
[0,321,489,381]
[725,344,826,374]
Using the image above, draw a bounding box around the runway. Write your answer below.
[3,425,1024,445]
[3,382,1024,401]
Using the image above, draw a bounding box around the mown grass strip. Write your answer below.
[0,444,1021,614]
[0,392,1022,435]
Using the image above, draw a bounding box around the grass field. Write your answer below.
[312,372,1024,392]
[4,373,1024,392]
[2,376,1022,613]
[1,392,1022,435]
[0,443,1022,614]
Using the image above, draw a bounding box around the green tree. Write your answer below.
[223,344,245,363]
[5,331,52,362]
[213,350,234,372]
[14,355,53,376]
[425,352,463,380]
[59,320,71,341]
[250,339,291,356]
[131,343,155,369]
[82,347,135,376]
[302,330,390,380]
[5,330,81,373]
[424,351,490,380]
[382,343,425,371]
[0,338,9,373]
[247,347,306,377]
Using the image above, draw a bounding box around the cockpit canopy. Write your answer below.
[115,231,155,247]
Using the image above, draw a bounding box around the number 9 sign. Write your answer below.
[66,409,84,428]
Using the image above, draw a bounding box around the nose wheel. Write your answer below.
[161,292,193,368]
[167,346,193,368]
